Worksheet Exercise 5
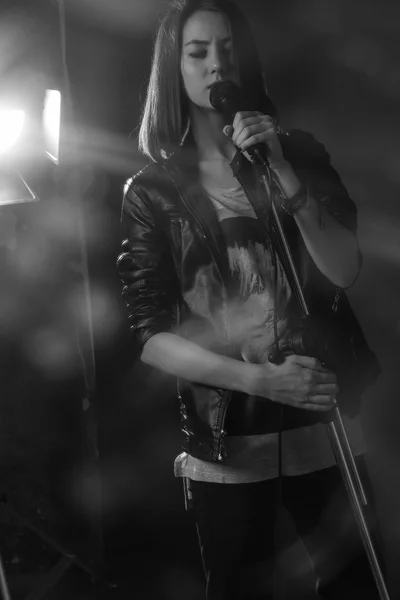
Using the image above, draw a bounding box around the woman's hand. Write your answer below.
[250,354,338,412]
[223,111,286,169]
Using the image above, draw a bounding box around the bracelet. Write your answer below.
[281,183,309,216]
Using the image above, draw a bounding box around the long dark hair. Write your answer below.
[138,0,271,162]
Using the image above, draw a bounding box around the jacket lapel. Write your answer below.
[163,153,233,289]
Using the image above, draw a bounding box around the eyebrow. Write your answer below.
[184,36,231,47]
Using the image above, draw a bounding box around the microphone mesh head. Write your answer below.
[209,80,277,122]
[209,80,244,119]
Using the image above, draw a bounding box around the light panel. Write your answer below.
[43,89,61,164]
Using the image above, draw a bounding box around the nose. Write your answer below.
[211,63,224,75]
[211,61,224,76]
[209,46,228,77]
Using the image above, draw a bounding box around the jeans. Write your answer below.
[189,459,384,599]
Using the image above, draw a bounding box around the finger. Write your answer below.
[233,111,272,126]
[303,373,338,390]
[293,355,330,372]
[236,124,276,148]
[306,394,336,405]
[232,118,274,143]
[233,125,275,151]
[231,119,262,145]
[233,111,262,127]
[316,372,338,385]
[301,402,335,412]
[314,383,340,395]
[240,133,273,152]
[235,125,266,148]
[312,371,338,384]
[223,125,234,137]
[233,116,270,131]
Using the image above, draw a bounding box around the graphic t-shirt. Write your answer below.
[212,184,291,363]
[174,185,366,483]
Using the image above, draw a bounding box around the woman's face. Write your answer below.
[180,10,239,110]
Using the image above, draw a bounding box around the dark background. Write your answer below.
[0,0,400,598]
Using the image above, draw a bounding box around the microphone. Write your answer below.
[209,80,270,168]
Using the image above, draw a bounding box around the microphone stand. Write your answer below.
[255,160,390,600]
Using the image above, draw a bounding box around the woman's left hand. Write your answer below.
[223,111,285,168]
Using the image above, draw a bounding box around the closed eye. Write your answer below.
[189,51,207,59]
[187,42,232,60]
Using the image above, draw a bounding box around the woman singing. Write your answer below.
[117,1,381,598]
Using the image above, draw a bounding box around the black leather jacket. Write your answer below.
[117,129,358,462]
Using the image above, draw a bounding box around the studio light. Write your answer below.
[0,105,36,206]
[0,88,62,206]
[0,108,25,155]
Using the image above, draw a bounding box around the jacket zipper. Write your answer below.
[332,287,341,312]
[162,165,232,458]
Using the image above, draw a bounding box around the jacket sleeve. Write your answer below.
[116,177,179,351]
[283,129,358,232]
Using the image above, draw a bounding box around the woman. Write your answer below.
[117,0,381,598]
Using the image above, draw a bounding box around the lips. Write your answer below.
[207,78,226,89]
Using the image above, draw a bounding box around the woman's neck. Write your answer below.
[189,105,236,163]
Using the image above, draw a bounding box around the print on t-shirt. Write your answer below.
[183,186,292,363]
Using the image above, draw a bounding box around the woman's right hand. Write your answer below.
[250,355,338,412]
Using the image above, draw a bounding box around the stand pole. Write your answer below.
[327,412,390,600]
[256,170,391,599]
[0,553,12,600]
